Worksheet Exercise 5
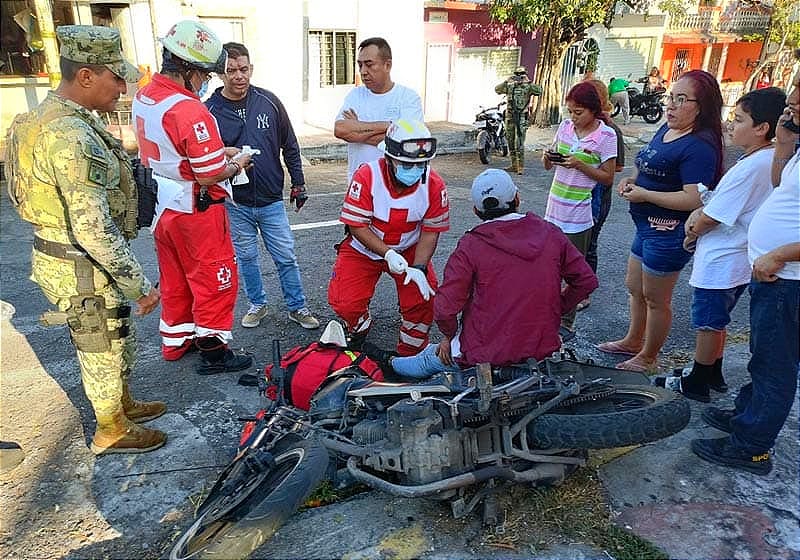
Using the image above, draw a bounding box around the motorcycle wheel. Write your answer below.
[500,137,509,157]
[642,104,663,124]
[170,438,329,560]
[477,131,491,165]
[528,384,690,449]
[611,104,620,118]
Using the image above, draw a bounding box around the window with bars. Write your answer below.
[309,30,356,87]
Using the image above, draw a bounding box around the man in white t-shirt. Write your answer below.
[691,76,800,476]
[334,37,424,181]
[657,88,785,402]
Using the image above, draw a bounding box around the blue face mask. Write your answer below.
[394,163,425,186]
[197,80,209,99]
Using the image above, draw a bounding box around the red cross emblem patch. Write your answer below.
[193,122,210,143]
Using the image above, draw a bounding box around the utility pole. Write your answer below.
[31,0,60,88]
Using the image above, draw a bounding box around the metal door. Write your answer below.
[425,43,452,121]
[672,49,690,81]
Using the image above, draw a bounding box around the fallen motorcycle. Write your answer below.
[170,343,690,560]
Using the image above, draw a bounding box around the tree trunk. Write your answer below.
[531,24,570,127]
[744,30,787,91]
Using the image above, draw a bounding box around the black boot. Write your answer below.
[709,357,728,393]
[347,330,369,352]
[655,361,711,402]
[701,406,736,433]
[196,336,253,375]
[361,341,398,375]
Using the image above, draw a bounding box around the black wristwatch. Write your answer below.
[411,264,427,272]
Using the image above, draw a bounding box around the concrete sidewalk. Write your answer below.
[296,119,660,162]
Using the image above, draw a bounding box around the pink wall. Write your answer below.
[424,9,540,77]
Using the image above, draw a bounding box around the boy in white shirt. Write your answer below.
[657,87,786,401]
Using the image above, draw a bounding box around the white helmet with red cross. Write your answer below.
[161,20,226,74]
[383,119,437,163]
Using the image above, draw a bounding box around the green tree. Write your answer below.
[490,0,621,126]
[745,0,800,90]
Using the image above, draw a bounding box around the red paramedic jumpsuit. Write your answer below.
[133,73,238,360]
[328,159,450,356]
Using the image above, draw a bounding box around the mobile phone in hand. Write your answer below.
[546,150,565,162]
[781,118,800,134]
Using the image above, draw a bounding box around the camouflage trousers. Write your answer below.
[32,250,135,417]
[505,117,528,169]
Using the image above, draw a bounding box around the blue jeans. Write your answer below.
[691,285,747,331]
[226,200,306,311]
[730,278,800,453]
[392,343,460,378]
[586,183,612,272]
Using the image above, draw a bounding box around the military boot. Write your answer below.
[195,336,253,375]
[90,409,167,455]
[122,383,166,423]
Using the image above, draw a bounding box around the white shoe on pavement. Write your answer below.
[241,304,268,328]
[288,307,320,329]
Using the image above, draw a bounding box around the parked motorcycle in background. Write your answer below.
[473,101,508,164]
[611,78,666,124]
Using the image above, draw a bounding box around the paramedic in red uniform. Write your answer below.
[132,20,253,374]
[328,119,449,356]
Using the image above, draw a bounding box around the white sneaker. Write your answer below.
[241,304,268,328]
[288,307,320,329]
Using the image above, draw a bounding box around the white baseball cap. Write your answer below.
[471,169,518,212]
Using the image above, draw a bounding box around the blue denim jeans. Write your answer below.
[392,343,460,378]
[730,278,800,453]
[226,200,306,311]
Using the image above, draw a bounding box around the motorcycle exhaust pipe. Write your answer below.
[346,457,570,498]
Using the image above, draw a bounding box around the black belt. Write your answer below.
[33,237,89,261]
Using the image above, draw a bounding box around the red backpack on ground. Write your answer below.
[264,342,384,411]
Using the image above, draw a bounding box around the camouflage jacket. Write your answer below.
[6,92,151,301]
[494,79,542,118]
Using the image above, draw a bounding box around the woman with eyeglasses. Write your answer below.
[597,70,724,372]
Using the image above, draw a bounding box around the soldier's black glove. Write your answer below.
[290,185,308,211]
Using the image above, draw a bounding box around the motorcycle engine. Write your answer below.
[358,399,476,485]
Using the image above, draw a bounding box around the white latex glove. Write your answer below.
[403,267,435,301]
[384,249,408,275]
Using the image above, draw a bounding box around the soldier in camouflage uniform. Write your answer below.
[5,26,165,455]
[495,66,542,174]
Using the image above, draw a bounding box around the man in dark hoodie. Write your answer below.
[384,169,598,377]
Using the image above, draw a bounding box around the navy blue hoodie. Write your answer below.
[206,85,305,206]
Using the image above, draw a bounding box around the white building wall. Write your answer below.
[587,15,666,83]
[304,0,424,129]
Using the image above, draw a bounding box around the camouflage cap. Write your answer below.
[514,66,527,75]
[56,25,140,82]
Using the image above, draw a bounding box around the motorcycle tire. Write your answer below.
[642,104,663,124]
[170,437,329,560]
[611,104,620,118]
[528,384,690,450]
[477,131,491,165]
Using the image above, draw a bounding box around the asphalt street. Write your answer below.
[1,148,797,559]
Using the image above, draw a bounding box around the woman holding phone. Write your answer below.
[542,81,618,338]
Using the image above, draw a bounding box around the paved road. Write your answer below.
[1,150,797,559]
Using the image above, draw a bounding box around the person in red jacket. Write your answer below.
[377,169,598,377]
